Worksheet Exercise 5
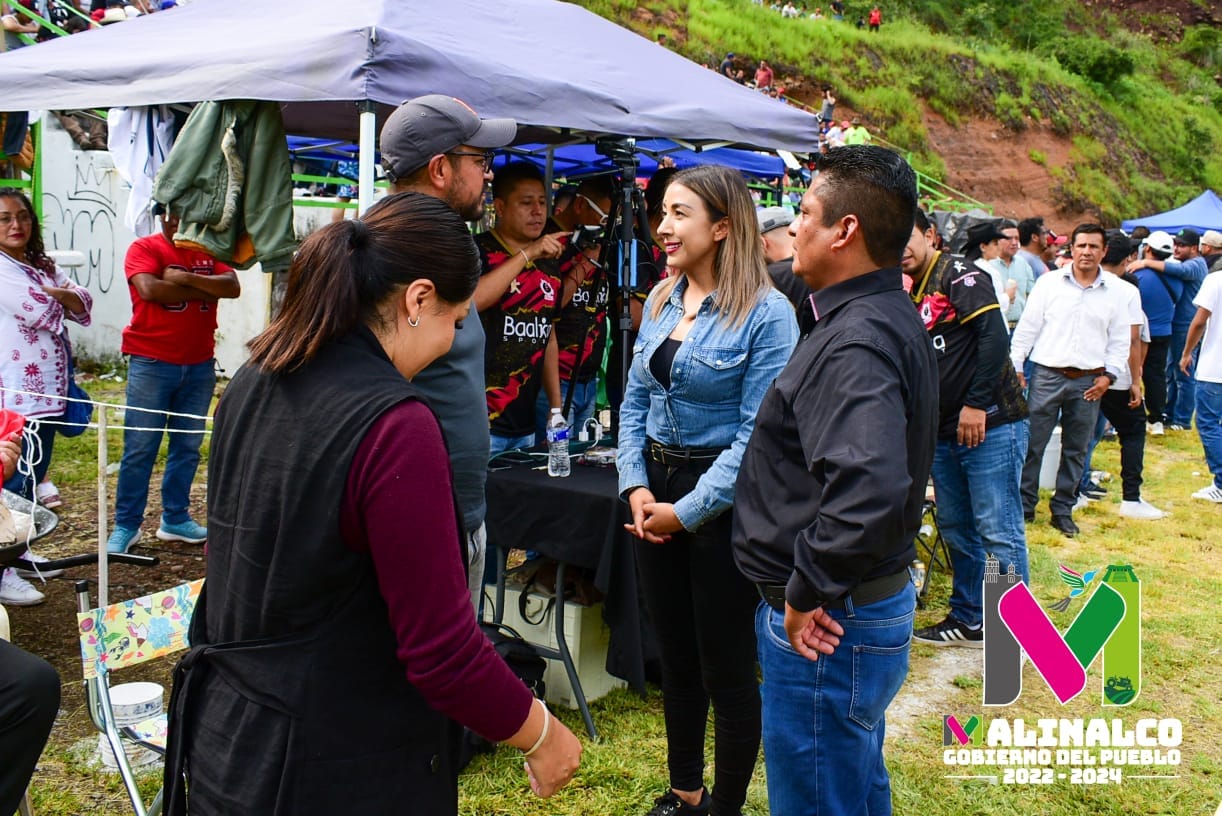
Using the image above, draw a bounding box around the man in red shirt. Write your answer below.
[107,210,240,553]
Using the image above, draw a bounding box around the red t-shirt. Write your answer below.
[122,233,234,365]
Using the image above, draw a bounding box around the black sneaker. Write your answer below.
[913,615,983,648]
[1080,484,1107,501]
[645,790,711,816]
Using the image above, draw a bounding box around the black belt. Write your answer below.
[756,570,911,613]
[645,439,725,468]
[1047,366,1105,380]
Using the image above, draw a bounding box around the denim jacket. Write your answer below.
[617,276,798,530]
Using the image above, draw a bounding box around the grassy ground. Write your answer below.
[16,381,1222,814]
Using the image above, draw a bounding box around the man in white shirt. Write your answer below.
[992,221,1036,329]
[1074,232,1165,520]
[1180,268,1222,503]
[1011,224,1132,537]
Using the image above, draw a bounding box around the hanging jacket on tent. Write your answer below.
[152,100,296,273]
[108,105,179,237]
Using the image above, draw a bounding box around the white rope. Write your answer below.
[1,385,215,584]
[0,385,213,424]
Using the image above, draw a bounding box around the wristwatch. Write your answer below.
[1098,371,1117,386]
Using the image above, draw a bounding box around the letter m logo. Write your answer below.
[983,566,1140,707]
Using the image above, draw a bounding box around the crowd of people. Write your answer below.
[2,79,1221,816]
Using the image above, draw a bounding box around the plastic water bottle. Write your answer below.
[546,408,571,477]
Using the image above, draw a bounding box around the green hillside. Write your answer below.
[573,0,1221,222]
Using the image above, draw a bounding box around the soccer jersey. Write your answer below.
[475,230,561,437]
[910,251,1027,439]
[553,243,610,385]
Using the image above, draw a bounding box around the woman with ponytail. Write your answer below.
[166,192,581,815]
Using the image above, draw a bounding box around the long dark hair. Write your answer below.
[247,192,480,373]
[0,190,55,275]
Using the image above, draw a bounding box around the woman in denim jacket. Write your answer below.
[617,166,798,816]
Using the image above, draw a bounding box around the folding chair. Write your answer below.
[915,498,951,608]
[74,579,203,816]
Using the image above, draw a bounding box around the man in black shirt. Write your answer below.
[732,146,937,815]
[902,209,1029,648]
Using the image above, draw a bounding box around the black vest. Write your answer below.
[165,327,463,816]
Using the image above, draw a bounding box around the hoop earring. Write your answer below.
[407,315,420,328]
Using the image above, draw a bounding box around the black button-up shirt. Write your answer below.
[732,267,939,612]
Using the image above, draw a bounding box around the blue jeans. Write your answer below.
[2,413,61,500]
[488,432,535,457]
[113,357,214,529]
[932,420,1029,629]
[1166,330,1197,426]
[1197,381,1222,489]
[756,583,916,816]
[533,377,599,446]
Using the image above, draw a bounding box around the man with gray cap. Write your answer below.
[379,94,516,609]
[758,206,811,309]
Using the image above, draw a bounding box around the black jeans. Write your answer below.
[1143,336,1170,423]
[1100,389,1148,501]
[0,639,59,815]
[635,456,761,816]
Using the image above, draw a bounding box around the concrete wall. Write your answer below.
[35,112,337,376]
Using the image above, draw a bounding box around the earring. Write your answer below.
[407,315,420,328]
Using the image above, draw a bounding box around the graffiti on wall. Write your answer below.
[43,152,121,293]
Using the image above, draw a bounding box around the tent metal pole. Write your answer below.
[357,101,377,216]
[544,145,555,208]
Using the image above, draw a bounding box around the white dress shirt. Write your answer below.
[1010,266,1131,380]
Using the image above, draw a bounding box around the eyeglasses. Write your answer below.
[577,194,610,226]
[447,150,496,172]
[0,212,33,226]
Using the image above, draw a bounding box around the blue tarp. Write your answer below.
[286,136,788,183]
[1121,190,1222,235]
[0,0,818,151]
[498,141,787,181]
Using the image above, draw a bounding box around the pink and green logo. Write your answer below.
[943,715,981,745]
[983,561,1140,707]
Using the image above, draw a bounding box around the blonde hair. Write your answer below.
[649,165,770,326]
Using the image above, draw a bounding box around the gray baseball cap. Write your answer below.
[757,206,794,234]
[379,95,517,182]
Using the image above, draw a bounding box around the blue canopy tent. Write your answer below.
[0,0,817,212]
[1121,190,1222,235]
[498,141,788,181]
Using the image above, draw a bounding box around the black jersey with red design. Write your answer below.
[476,231,561,437]
[554,246,610,385]
[910,251,1027,439]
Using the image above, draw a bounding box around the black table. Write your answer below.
[485,457,652,740]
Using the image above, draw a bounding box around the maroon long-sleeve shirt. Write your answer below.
[340,400,533,742]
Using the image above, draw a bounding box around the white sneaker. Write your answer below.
[1191,485,1222,503]
[15,550,65,579]
[1119,499,1166,520]
[1073,494,1091,512]
[1148,421,1164,436]
[0,568,46,606]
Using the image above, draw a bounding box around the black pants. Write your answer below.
[634,456,760,816]
[1143,336,1170,423]
[0,639,60,815]
[1100,389,1148,501]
